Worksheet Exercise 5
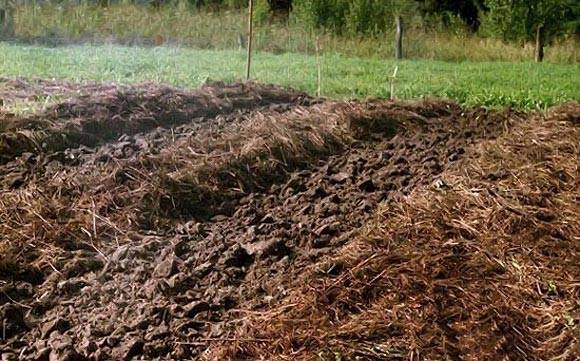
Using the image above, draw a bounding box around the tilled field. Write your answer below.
[0,79,578,361]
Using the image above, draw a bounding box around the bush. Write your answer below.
[345,0,394,35]
[291,0,421,36]
[292,0,350,33]
[480,0,579,44]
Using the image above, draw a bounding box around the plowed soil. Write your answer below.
[0,80,578,361]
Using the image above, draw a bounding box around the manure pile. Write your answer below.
[0,79,578,361]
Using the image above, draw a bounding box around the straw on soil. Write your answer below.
[1,79,577,360]
[0,98,440,283]
[210,103,580,361]
[0,81,315,164]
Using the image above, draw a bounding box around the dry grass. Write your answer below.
[0,95,448,283]
[2,85,577,359]
[0,81,311,164]
[210,103,580,360]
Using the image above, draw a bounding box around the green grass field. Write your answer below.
[1,42,578,109]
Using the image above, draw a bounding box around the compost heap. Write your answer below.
[0,79,578,361]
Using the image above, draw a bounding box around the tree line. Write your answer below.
[206,1,578,49]
[254,0,578,62]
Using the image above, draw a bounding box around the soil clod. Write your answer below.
[1,80,577,361]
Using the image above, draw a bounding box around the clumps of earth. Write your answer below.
[0,78,578,360]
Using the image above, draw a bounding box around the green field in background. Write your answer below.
[1,43,578,109]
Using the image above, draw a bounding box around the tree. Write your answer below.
[484,0,579,61]
[267,0,292,12]
[264,0,292,20]
[292,0,419,35]
[416,0,487,31]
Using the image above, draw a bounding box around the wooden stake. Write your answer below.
[390,66,399,100]
[246,0,254,80]
[315,37,322,97]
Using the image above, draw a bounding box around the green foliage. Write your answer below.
[214,0,471,34]
[253,0,272,23]
[345,0,393,35]
[185,0,247,10]
[420,11,469,34]
[222,0,249,8]
[292,0,418,35]
[417,0,484,31]
[482,0,579,43]
[292,0,349,33]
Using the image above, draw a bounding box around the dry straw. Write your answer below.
[208,103,579,360]
[1,82,577,359]
[1,84,448,286]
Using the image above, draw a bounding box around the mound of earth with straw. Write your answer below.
[0,80,577,361]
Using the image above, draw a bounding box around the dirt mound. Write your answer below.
[0,81,315,164]
[214,104,580,360]
[0,77,122,107]
[0,81,577,361]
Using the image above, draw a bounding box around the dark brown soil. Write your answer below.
[220,103,579,361]
[0,80,316,166]
[0,81,577,361]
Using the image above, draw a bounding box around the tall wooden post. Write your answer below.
[246,0,254,80]
[315,37,322,97]
[535,24,544,63]
[395,15,403,60]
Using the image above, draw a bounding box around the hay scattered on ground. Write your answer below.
[1,79,578,360]
[0,80,315,164]
[0,97,446,288]
[212,103,580,361]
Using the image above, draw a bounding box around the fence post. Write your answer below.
[535,24,544,63]
[246,0,254,80]
[395,15,403,60]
